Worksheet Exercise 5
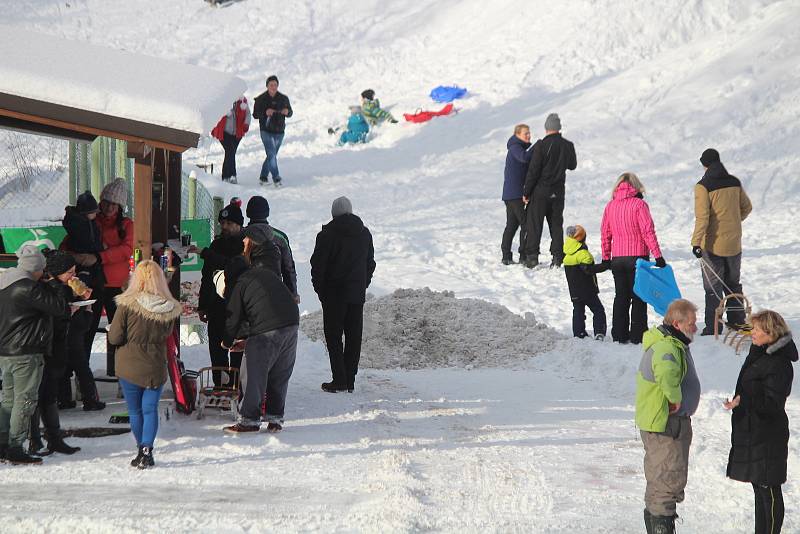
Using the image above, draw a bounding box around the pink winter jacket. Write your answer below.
[600,182,662,261]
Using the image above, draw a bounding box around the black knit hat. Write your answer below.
[246,196,270,221]
[700,148,720,167]
[218,203,244,227]
[44,249,76,277]
[361,89,375,101]
[266,74,279,86]
[76,190,99,214]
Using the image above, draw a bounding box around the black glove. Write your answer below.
[601,259,611,269]
[692,246,703,259]
[389,118,399,124]
[655,257,667,268]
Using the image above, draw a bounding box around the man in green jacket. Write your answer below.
[635,299,700,534]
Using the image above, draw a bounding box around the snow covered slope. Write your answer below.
[2,1,800,532]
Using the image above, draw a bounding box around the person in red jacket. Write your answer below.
[211,97,251,184]
[600,172,666,345]
[72,178,134,377]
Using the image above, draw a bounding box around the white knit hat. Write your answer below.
[100,177,128,207]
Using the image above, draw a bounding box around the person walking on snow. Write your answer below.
[635,299,700,534]
[0,246,69,465]
[360,89,398,125]
[501,124,533,265]
[521,113,577,269]
[211,97,251,184]
[252,75,292,187]
[724,310,796,534]
[311,197,376,393]
[691,148,752,335]
[562,225,608,340]
[600,172,666,345]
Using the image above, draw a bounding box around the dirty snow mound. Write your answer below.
[301,288,563,370]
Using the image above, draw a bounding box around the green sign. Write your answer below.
[179,219,212,272]
[0,226,66,255]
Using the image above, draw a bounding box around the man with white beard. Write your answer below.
[634,299,700,534]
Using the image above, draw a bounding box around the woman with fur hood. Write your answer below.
[108,260,181,469]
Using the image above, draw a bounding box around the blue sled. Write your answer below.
[633,258,682,317]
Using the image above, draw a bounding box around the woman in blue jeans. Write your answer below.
[108,260,180,469]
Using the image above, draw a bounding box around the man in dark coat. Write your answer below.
[521,113,577,269]
[195,203,245,387]
[245,195,298,302]
[0,246,69,464]
[252,75,293,186]
[310,197,376,393]
[501,124,533,265]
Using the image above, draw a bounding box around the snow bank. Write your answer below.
[0,27,246,135]
[301,288,563,369]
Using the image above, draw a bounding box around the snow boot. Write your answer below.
[266,422,282,433]
[42,403,80,455]
[321,381,349,393]
[137,446,154,469]
[58,400,77,410]
[4,446,43,465]
[28,407,51,456]
[523,258,539,269]
[650,514,675,534]
[131,446,145,467]
[549,257,562,269]
[223,423,260,434]
[82,398,106,411]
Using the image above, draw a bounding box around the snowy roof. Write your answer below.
[0,27,246,141]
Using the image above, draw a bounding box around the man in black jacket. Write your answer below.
[0,245,69,464]
[222,247,299,434]
[311,197,376,393]
[252,75,293,186]
[195,203,245,387]
[522,113,577,269]
[245,195,298,302]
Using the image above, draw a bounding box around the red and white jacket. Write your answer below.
[211,97,251,141]
[600,181,662,261]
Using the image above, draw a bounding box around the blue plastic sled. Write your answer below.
[429,85,467,103]
[633,258,682,316]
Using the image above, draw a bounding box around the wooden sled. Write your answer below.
[714,293,752,355]
[196,366,240,420]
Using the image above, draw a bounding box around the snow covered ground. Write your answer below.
[2,0,800,532]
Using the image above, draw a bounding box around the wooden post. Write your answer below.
[133,151,153,260]
[188,172,197,219]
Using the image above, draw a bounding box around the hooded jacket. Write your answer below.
[0,270,69,357]
[562,237,607,301]
[600,182,662,261]
[339,113,370,145]
[96,212,134,288]
[727,335,798,486]
[502,135,532,201]
[61,207,106,289]
[522,132,576,197]
[691,162,752,257]
[635,325,700,432]
[310,213,376,304]
[211,97,251,141]
[107,292,181,388]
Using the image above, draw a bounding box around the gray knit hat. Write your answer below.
[331,196,353,218]
[16,245,45,273]
[544,113,561,131]
[100,177,128,207]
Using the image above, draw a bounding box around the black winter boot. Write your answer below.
[42,403,81,455]
[4,446,43,465]
[643,509,653,534]
[137,446,155,469]
[82,398,106,411]
[131,446,145,467]
[28,407,51,456]
[650,514,675,534]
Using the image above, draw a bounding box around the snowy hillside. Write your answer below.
[2,0,800,532]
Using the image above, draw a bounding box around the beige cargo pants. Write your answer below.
[641,414,693,517]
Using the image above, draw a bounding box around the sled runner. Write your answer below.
[196,366,240,421]
[715,293,753,355]
[403,103,455,123]
[633,258,681,316]
[166,327,198,415]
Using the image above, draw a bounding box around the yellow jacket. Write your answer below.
[691,163,751,257]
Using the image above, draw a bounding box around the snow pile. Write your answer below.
[301,287,563,369]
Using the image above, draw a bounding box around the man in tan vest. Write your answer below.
[691,148,752,335]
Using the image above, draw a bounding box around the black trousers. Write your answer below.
[59,309,101,403]
[501,199,527,260]
[572,294,607,338]
[700,251,745,333]
[221,132,241,179]
[753,483,783,534]
[207,311,242,387]
[611,256,648,344]
[523,186,564,260]
[86,286,123,376]
[322,300,364,388]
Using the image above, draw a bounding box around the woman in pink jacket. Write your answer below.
[600,173,665,344]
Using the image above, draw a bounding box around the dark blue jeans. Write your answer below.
[260,131,284,182]
[119,378,164,448]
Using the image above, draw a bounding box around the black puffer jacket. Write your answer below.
[223,266,299,347]
[198,232,244,315]
[0,272,69,357]
[247,221,296,295]
[310,213,376,304]
[727,335,798,486]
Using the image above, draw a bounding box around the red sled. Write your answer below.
[166,327,198,415]
[403,103,454,123]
